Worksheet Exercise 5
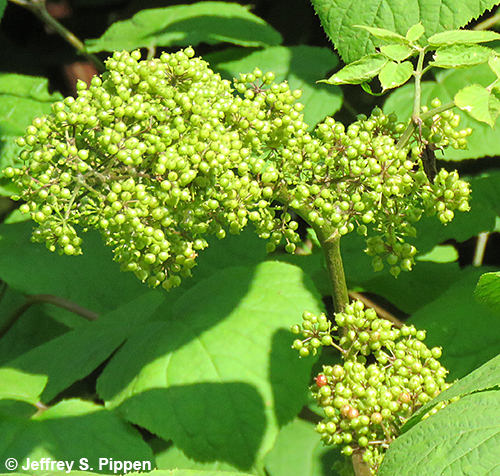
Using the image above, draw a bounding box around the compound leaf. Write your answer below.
[311,0,500,63]
[85,2,282,52]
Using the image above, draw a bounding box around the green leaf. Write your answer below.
[311,0,500,63]
[0,472,255,476]
[0,222,149,323]
[380,44,414,62]
[378,61,413,91]
[321,53,387,85]
[428,29,500,46]
[409,267,500,380]
[209,46,342,128]
[488,53,500,77]
[380,390,500,475]
[430,44,493,69]
[455,83,500,127]
[406,352,500,430]
[417,244,459,263]
[0,368,47,405]
[0,399,154,475]
[85,2,282,52]
[7,292,164,403]
[264,418,343,476]
[157,446,239,472]
[384,63,500,159]
[475,271,500,314]
[354,25,409,44]
[98,262,323,470]
[0,0,6,23]
[0,75,63,193]
[406,23,425,42]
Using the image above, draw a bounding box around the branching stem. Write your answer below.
[8,0,105,72]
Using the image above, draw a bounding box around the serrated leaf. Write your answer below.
[85,2,282,52]
[378,61,413,91]
[428,29,500,46]
[380,44,414,62]
[0,399,154,475]
[355,25,409,44]
[384,63,500,159]
[311,0,500,63]
[430,44,493,69]
[406,23,425,42]
[321,54,387,85]
[209,46,342,128]
[379,390,500,475]
[0,368,47,405]
[475,271,500,314]
[98,262,323,470]
[455,83,500,127]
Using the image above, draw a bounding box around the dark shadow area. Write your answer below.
[270,328,317,428]
[115,383,266,470]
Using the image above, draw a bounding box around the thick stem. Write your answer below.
[314,225,349,314]
[352,453,373,476]
[9,0,105,72]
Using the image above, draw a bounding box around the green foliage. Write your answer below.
[85,2,282,52]
[311,0,500,63]
[1,1,500,476]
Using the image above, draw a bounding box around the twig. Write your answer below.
[0,293,98,339]
[8,0,105,72]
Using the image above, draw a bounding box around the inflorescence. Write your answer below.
[5,48,472,287]
[292,301,451,473]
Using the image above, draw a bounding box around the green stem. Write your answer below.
[314,226,349,313]
[396,101,456,151]
[8,0,105,72]
[277,188,350,313]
